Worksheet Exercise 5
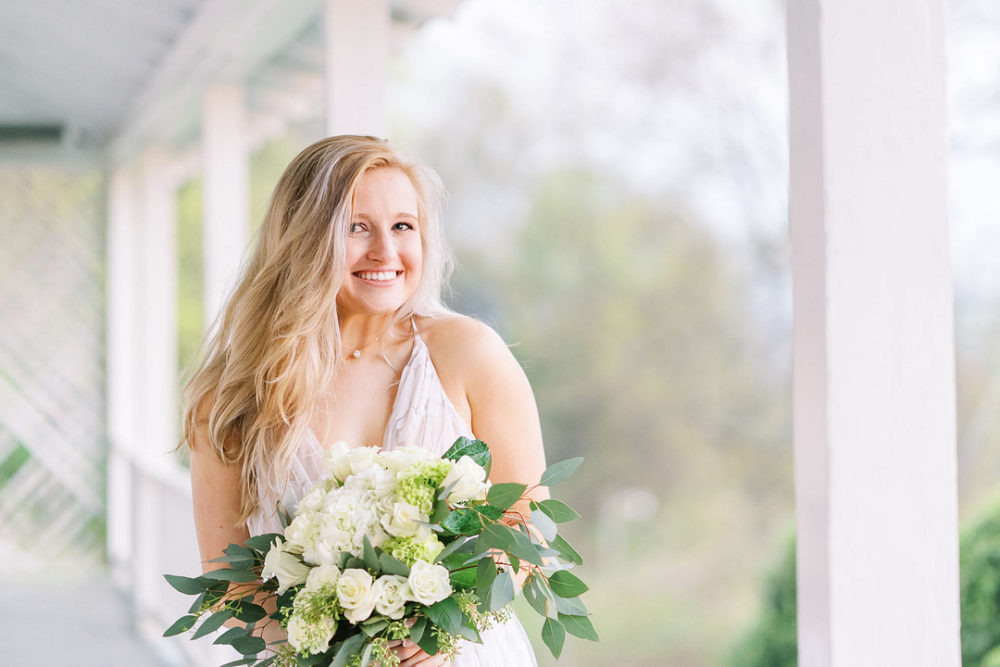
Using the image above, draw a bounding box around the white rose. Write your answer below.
[336,568,377,623]
[261,538,310,593]
[441,455,488,503]
[373,574,411,619]
[407,560,452,605]
[305,564,341,592]
[380,446,433,473]
[302,536,340,566]
[380,501,428,538]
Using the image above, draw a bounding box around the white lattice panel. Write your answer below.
[0,167,107,577]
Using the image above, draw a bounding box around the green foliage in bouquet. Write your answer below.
[164,437,597,666]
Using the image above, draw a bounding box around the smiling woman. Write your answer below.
[179,135,546,666]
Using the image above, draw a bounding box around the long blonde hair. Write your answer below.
[181,135,453,522]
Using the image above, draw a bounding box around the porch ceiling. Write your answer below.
[0,0,461,162]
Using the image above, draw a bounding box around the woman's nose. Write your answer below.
[367,229,395,261]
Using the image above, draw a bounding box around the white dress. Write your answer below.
[247,330,538,667]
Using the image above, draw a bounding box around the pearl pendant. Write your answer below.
[352,350,361,359]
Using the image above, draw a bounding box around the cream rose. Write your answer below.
[441,455,488,503]
[336,568,377,623]
[373,574,411,619]
[261,538,310,593]
[407,560,452,605]
[380,501,428,538]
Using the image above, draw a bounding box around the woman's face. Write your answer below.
[338,167,423,318]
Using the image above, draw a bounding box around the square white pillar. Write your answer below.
[788,1,960,665]
[202,84,250,329]
[324,0,390,137]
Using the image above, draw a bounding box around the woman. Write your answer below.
[184,135,546,666]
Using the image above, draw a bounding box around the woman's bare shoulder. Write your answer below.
[414,314,512,373]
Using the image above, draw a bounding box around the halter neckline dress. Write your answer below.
[247,329,538,667]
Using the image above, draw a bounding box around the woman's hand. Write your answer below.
[385,638,451,666]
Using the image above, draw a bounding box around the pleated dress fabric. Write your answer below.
[247,330,538,667]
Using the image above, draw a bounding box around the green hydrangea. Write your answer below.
[396,460,452,514]
[382,534,444,565]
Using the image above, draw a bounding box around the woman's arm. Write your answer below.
[188,396,284,643]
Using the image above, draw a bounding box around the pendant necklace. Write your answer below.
[349,335,382,360]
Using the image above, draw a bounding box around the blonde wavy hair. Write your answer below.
[181,135,453,523]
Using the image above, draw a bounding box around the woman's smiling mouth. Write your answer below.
[353,270,400,282]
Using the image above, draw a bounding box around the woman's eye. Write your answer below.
[393,221,415,231]
[349,222,365,233]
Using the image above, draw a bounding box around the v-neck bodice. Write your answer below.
[243,327,537,666]
[247,329,472,535]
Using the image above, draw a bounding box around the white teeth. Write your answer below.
[358,271,396,281]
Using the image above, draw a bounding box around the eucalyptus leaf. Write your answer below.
[187,592,206,614]
[409,616,428,643]
[539,457,583,487]
[163,614,198,637]
[202,568,259,583]
[232,602,268,623]
[361,618,389,637]
[430,498,452,524]
[360,642,374,667]
[506,527,544,566]
[486,483,527,511]
[541,617,566,658]
[479,523,516,552]
[192,608,233,639]
[558,612,600,641]
[363,535,379,571]
[522,576,548,617]
[331,634,365,667]
[434,535,475,564]
[538,499,580,523]
[476,558,498,597]
[243,533,283,553]
[530,509,558,541]
[554,594,589,616]
[548,570,589,598]
[232,634,266,656]
[550,534,584,565]
[213,626,247,646]
[378,551,411,576]
[164,574,207,596]
[219,659,256,667]
[488,569,514,610]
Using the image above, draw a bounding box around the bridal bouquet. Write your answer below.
[164,437,597,666]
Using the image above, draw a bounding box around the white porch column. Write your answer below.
[106,166,139,587]
[202,84,249,328]
[324,0,390,137]
[788,1,959,666]
[133,150,179,611]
